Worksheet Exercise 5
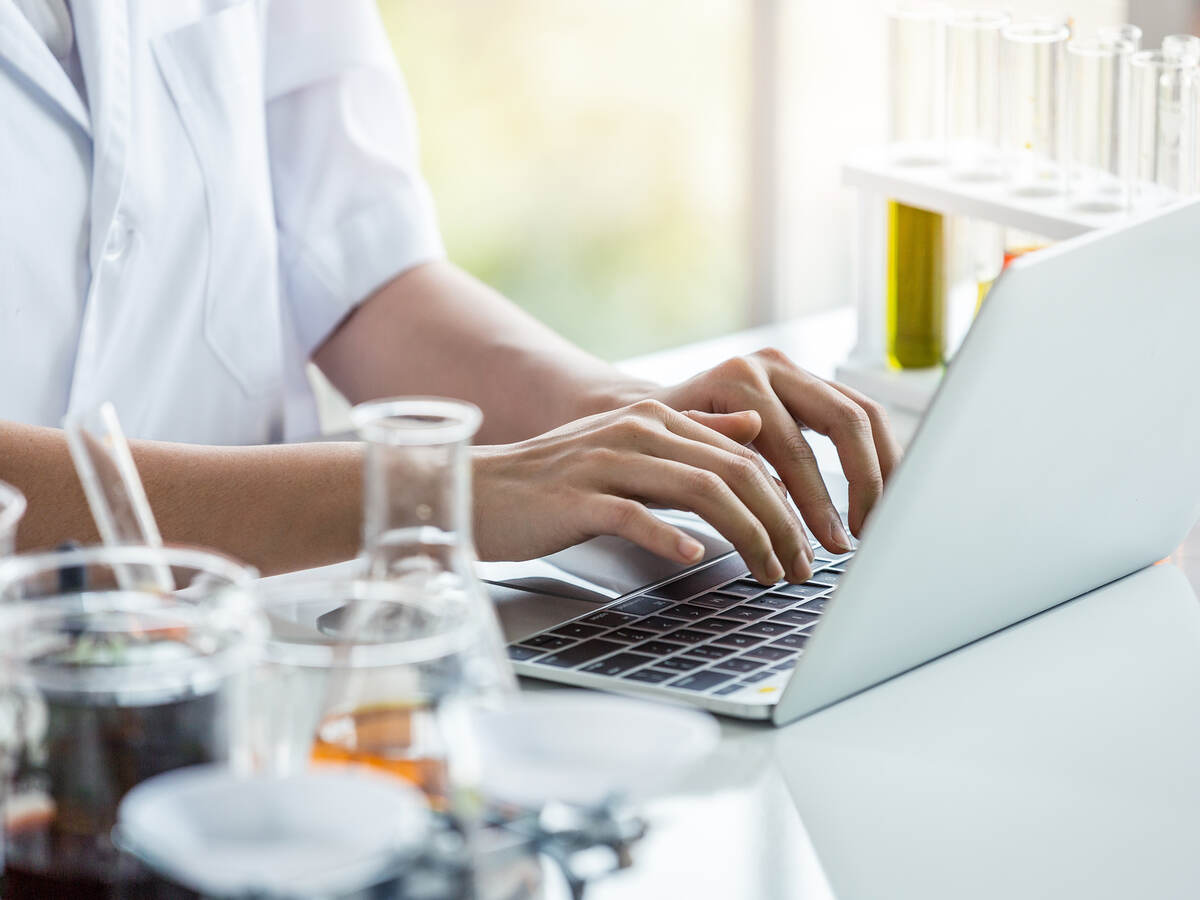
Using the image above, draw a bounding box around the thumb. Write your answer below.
[683,409,762,445]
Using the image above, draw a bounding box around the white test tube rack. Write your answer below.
[835,144,1144,428]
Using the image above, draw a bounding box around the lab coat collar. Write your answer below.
[70,0,132,275]
[0,0,90,135]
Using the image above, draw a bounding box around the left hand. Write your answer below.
[634,348,902,554]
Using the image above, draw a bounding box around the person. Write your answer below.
[0,0,900,583]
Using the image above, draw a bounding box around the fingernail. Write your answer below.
[829,518,853,552]
[764,553,785,585]
[679,536,705,562]
[792,550,812,583]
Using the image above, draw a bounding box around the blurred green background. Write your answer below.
[378,0,749,361]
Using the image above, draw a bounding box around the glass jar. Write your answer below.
[0,545,262,899]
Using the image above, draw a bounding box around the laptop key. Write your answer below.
[608,627,654,643]
[688,592,743,610]
[713,684,744,696]
[507,645,544,661]
[770,610,821,629]
[710,632,767,649]
[797,598,828,614]
[814,571,843,586]
[685,644,735,661]
[741,621,792,638]
[581,611,639,628]
[637,615,688,631]
[753,593,801,610]
[712,657,766,674]
[521,634,576,650]
[720,579,769,598]
[743,646,794,662]
[669,670,737,692]
[771,583,830,600]
[634,640,685,656]
[537,639,625,668]
[662,603,711,620]
[580,652,656,677]
[740,669,774,683]
[692,617,741,634]
[719,605,774,623]
[772,659,799,672]
[771,633,810,650]
[623,668,676,684]
[659,628,709,645]
[612,596,675,617]
[643,555,750,601]
[549,623,605,640]
[658,656,704,672]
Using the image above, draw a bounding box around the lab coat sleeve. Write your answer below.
[264,0,445,356]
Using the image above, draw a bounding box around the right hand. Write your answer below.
[472,399,816,585]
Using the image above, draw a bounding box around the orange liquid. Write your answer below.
[311,704,449,809]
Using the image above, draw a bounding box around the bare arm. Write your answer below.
[1,422,361,576]
[313,261,651,443]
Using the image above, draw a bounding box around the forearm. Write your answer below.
[313,261,655,443]
[1,423,361,575]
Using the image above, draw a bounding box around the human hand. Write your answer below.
[473,400,812,585]
[644,348,901,553]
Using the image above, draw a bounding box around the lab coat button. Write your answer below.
[104,215,135,261]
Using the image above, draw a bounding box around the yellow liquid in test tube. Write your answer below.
[886,201,945,369]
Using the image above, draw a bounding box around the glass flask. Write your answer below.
[0,545,262,899]
[1130,49,1199,205]
[1066,37,1135,211]
[885,3,948,369]
[352,397,514,697]
[0,481,25,557]
[1002,22,1070,196]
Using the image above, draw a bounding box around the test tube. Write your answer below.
[1066,37,1134,211]
[1129,50,1199,205]
[1002,22,1070,195]
[1097,25,1142,52]
[885,3,947,370]
[1163,34,1200,64]
[945,10,1010,180]
[887,3,947,164]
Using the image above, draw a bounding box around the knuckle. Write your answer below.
[725,454,760,484]
[611,416,652,443]
[685,467,724,498]
[782,431,816,463]
[837,402,872,434]
[752,346,789,366]
[630,398,671,419]
[582,445,621,470]
[604,498,644,532]
[716,355,764,385]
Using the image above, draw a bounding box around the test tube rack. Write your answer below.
[835,144,1144,431]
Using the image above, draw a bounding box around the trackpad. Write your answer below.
[477,510,732,604]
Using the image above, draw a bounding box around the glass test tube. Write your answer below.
[885,3,946,369]
[1066,37,1134,211]
[1097,25,1142,53]
[1163,34,1200,64]
[1130,50,1199,205]
[1002,22,1070,196]
[946,10,1009,180]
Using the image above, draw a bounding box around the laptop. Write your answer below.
[494,200,1200,726]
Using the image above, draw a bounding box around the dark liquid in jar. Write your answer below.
[2,690,224,899]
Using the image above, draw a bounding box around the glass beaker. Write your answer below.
[1002,22,1070,195]
[251,577,490,817]
[1066,37,1135,211]
[946,10,1009,180]
[1130,49,1199,205]
[0,482,25,558]
[0,545,261,899]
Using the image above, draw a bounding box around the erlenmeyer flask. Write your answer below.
[351,396,515,698]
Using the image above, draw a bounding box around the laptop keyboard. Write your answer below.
[507,544,854,701]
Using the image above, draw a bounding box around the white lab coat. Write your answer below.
[0,0,443,444]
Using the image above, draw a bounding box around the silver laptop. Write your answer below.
[495,200,1200,727]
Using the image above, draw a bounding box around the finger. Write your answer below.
[586,497,707,565]
[749,392,853,554]
[592,454,785,585]
[755,358,883,538]
[682,409,762,446]
[823,380,903,482]
[644,418,812,582]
